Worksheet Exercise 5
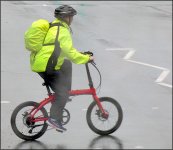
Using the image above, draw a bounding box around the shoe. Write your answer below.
[67,98,72,103]
[47,118,67,132]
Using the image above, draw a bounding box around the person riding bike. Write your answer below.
[33,5,94,131]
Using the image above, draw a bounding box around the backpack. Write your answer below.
[25,19,65,74]
[24,19,50,53]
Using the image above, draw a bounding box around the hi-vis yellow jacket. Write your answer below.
[30,18,90,72]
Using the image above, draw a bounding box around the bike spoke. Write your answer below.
[14,105,46,137]
[89,99,120,132]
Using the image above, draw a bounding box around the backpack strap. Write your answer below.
[49,22,64,28]
[45,23,64,74]
[42,22,64,46]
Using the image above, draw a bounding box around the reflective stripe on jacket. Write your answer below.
[30,18,90,72]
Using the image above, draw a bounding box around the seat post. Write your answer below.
[42,82,52,95]
[46,85,51,95]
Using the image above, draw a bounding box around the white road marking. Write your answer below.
[155,70,170,83]
[135,145,144,149]
[152,107,159,110]
[124,50,136,60]
[82,108,87,111]
[157,82,172,88]
[106,48,172,88]
[126,59,167,70]
[42,4,47,6]
[1,101,10,104]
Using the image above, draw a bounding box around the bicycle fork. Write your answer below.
[69,88,109,119]
[91,89,109,119]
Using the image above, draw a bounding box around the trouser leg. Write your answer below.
[51,60,72,122]
[39,60,72,122]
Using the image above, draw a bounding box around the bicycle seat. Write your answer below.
[42,82,52,95]
[42,82,47,86]
[42,82,50,86]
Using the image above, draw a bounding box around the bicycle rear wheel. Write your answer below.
[86,97,123,135]
[11,101,48,140]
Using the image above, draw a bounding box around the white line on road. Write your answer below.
[155,70,170,83]
[157,82,172,88]
[106,48,172,88]
[124,50,136,60]
[126,59,168,70]
[152,107,159,110]
[135,145,144,149]
[1,101,10,104]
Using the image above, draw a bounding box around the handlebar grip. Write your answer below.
[83,51,93,56]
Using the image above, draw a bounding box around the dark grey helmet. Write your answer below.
[54,5,77,18]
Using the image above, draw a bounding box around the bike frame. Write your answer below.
[30,63,108,122]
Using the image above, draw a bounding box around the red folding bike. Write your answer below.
[11,52,123,141]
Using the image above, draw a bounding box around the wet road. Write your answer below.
[1,1,172,149]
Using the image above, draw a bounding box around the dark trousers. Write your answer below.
[38,59,72,122]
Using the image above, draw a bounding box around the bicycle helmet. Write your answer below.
[54,5,77,18]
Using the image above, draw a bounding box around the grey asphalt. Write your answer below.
[1,1,172,149]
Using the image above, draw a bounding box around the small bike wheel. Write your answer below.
[11,101,48,140]
[86,97,123,135]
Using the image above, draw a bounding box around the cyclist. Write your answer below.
[33,5,94,131]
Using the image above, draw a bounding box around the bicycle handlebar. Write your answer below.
[82,51,95,64]
[83,51,94,56]
[82,51,102,94]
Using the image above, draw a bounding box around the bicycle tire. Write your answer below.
[86,97,123,135]
[11,101,48,140]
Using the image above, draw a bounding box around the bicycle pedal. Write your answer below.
[56,129,64,133]
[67,98,72,103]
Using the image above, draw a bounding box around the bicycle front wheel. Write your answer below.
[11,101,48,140]
[86,97,123,135]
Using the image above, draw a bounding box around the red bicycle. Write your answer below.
[11,52,123,140]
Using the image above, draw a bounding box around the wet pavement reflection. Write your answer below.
[2,1,172,149]
[14,141,48,149]
[14,135,123,149]
[88,135,123,149]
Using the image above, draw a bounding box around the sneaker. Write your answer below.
[67,98,72,103]
[47,118,67,132]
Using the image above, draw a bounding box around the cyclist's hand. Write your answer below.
[83,51,93,56]
[81,51,94,63]
[89,56,94,62]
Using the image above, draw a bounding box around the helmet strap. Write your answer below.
[56,16,73,34]
[64,16,71,26]
[59,16,70,26]
[69,27,73,34]
[68,17,70,25]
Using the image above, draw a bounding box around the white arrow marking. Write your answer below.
[106,48,172,88]
[1,101,10,104]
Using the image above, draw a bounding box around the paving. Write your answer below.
[1,1,172,149]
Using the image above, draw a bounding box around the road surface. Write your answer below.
[1,1,172,149]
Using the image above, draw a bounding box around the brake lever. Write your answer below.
[83,51,93,56]
[91,60,96,65]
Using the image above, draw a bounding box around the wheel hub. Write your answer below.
[96,109,109,121]
[22,113,35,127]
